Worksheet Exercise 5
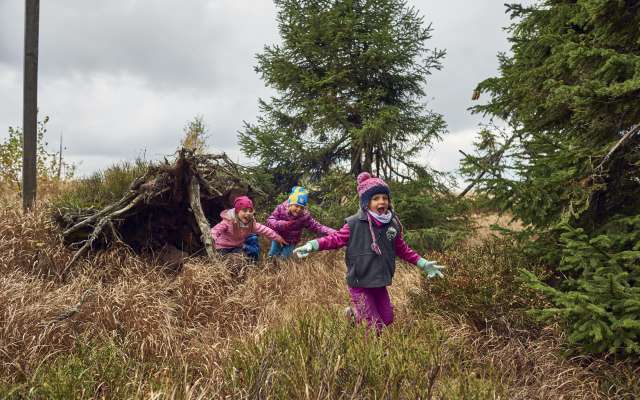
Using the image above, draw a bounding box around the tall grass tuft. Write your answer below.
[52,159,150,210]
[223,310,505,399]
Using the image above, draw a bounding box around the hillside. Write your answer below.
[1,200,638,399]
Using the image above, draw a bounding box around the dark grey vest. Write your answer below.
[345,210,401,288]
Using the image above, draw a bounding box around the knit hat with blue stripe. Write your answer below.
[288,186,309,207]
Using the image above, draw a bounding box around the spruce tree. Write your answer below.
[239,0,446,185]
[467,1,640,354]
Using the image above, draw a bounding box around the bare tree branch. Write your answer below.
[458,130,518,198]
[596,123,640,171]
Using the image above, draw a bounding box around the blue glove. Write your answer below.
[293,240,319,258]
[417,258,445,278]
[243,234,260,258]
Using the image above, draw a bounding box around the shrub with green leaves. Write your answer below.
[53,159,150,210]
[223,311,505,399]
[391,179,471,252]
[523,216,640,355]
[1,116,75,192]
[412,237,548,333]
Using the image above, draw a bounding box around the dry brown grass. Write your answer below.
[1,199,638,399]
[465,212,523,247]
[0,199,352,396]
[434,315,637,399]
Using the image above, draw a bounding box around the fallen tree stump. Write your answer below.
[54,149,262,269]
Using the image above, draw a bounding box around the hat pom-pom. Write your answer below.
[357,172,371,185]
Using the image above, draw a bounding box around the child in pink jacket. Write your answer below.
[293,173,444,333]
[211,196,287,262]
[266,186,336,259]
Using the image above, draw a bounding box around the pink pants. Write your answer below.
[348,286,394,333]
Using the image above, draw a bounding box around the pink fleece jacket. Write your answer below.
[316,218,421,265]
[211,209,284,250]
[266,201,336,245]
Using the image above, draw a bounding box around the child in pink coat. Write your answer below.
[266,186,336,259]
[293,173,444,333]
[211,196,287,262]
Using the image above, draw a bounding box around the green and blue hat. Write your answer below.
[288,186,309,207]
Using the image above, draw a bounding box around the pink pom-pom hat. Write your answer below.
[356,172,390,209]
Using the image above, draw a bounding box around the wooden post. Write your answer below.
[23,0,40,210]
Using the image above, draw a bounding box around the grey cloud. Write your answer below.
[1,0,279,168]
[1,1,279,91]
[1,0,524,176]
[411,0,513,133]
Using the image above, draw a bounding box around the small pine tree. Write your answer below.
[523,216,640,354]
[180,115,209,154]
[239,0,446,185]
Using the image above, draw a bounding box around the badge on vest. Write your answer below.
[386,226,397,241]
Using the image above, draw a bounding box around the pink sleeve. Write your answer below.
[254,222,284,242]
[306,216,336,236]
[317,223,350,250]
[394,231,421,265]
[266,210,288,231]
[211,221,227,240]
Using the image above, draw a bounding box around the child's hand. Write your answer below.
[276,237,289,246]
[417,258,445,278]
[293,240,319,258]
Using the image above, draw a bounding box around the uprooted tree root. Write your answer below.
[54,149,261,270]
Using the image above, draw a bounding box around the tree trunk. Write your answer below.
[350,146,362,176]
[362,143,373,173]
[347,112,363,176]
[188,176,214,257]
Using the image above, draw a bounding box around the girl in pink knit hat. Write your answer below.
[293,172,444,333]
[211,195,287,262]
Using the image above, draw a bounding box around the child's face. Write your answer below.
[288,203,304,217]
[368,194,390,215]
[237,207,254,224]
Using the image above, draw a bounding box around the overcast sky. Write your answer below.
[0,0,522,181]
